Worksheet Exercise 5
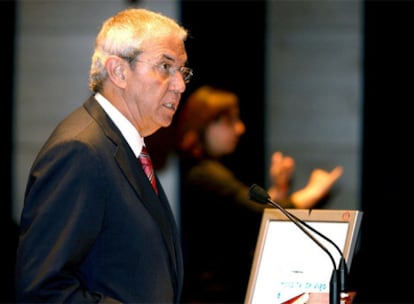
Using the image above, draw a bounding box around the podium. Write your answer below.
[244,209,363,304]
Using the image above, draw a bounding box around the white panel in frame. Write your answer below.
[244,208,363,304]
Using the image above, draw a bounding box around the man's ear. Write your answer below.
[105,55,127,88]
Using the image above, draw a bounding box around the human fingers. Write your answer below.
[272,151,294,168]
[271,151,283,164]
[330,166,344,181]
[282,155,295,171]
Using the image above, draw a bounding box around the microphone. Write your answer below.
[249,184,347,304]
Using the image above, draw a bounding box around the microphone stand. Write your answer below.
[249,184,341,304]
[277,207,349,293]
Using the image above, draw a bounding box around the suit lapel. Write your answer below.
[82,97,180,281]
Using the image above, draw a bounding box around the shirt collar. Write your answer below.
[94,92,145,157]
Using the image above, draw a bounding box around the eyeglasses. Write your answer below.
[144,61,193,84]
[120,55,193,84]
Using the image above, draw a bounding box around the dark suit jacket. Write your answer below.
[15,96,183,303]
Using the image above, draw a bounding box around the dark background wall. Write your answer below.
[179,0,266,187]
[352,1,413,302]
[2,0,18,302]
[2,2,14,212]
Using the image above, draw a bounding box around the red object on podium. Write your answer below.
[282,291,356,304]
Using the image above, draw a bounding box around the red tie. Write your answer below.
[138,146,158,195]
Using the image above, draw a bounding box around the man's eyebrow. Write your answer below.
[161,54,175,62]
[160,54,188,66]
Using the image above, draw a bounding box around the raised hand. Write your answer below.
[290,165,344,209]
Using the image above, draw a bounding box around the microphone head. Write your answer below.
[248,184,270,205]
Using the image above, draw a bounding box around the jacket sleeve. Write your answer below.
[15,141,120,303]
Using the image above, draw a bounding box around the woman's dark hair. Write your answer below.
[176,85,239,159]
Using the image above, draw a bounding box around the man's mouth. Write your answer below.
[164,103,176,111]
